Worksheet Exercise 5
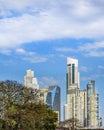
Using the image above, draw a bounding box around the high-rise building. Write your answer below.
[80,89,87,127]
[24,69,39,89]
[66,57,80,89]
[87,80,99,127]
[40,85,61,121]
[64,57,102,128]
[40,87,49,104]
[65,57,81,122]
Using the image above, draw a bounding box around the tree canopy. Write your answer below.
[0,80,58,130]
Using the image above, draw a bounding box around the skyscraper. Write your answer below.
[66,57,80,89]
[87,80,99,127]
[64,57,102,128]
[40,85,61,121]
[24,69,39,89]
[80,89,87,127]
[65,57,81,121]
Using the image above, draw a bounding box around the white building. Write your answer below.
[64,57,101,128]
[80,90,87,127]
[40,87,49,103]
[64,57,81,122]
[87,80,99,127]
[24,69,39,89]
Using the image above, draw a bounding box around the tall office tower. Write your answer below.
[40,85,61,121]
[64,57,81,122]
[80,90,87,127]
[87,80,99,127]
[66,57,80,89]
[24,69,39,89]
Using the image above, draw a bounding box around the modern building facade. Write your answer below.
[87,80,99,127]
[65,57,81,122]
[40,85,61,121]
[80,89,87,127]
[66,57,80,89]
[40,87,49,103]
[24,69,39,89]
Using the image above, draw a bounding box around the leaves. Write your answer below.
[0,80,58,130]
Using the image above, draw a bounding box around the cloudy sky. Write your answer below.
[0,0,104,122]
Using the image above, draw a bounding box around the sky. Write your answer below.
[0,0,104,123]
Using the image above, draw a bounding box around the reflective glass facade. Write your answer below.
[46,85,61,121]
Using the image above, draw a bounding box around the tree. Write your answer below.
[0,80,58,130]
[0,80,23,113]
[0,80,24,130]
[2,101,58,130]
[44,108,58,130]
[0,118,4,130]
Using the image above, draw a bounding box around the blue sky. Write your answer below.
[0,0,104,122]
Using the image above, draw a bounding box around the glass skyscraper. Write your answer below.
[40,85,61,121]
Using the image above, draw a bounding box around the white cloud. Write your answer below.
[0,0,104,49]
[81,73,104,81]
[16,48,26,54]
[81,76,90,81]
[15,48,66,63]
[86,51,104,57]
[15,48,48,63]
[23,56,47,63]
[98,65,104,69]
[78,41,104,57]
[39,76,59,87]
[80,66,89,72]
[55,47,75,52]
[78,41,104,52]
[0,49,11,55]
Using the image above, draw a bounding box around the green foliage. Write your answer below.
[0,80,58,130]
[44,109,58,130]
[0,119,4,130]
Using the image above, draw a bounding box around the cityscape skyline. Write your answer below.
[65,57,102,127]
[23,59,102,128]
[0,0,104,125]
